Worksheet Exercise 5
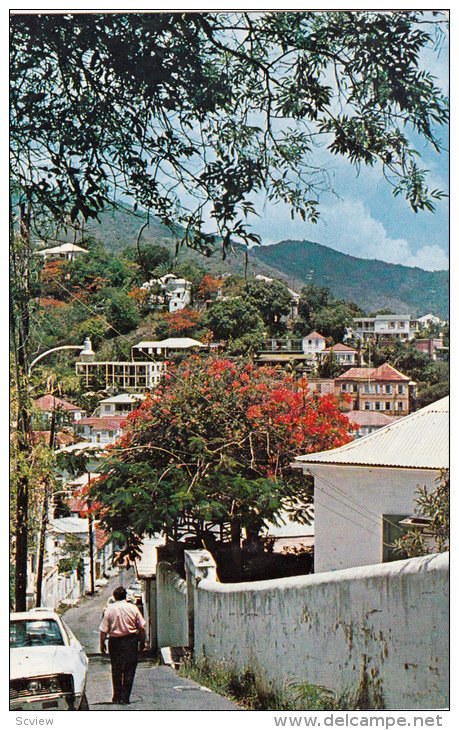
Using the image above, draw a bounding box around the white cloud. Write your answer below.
[316,198,449,271]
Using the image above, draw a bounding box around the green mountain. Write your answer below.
[80,209,448,318]
[252,240,449,319]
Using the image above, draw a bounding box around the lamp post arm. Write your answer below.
[28,345,83,376]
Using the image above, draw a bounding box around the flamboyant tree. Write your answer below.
[91,357,353,556]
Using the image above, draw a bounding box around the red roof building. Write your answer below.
[34,394,86,423]
[335,363,414,416]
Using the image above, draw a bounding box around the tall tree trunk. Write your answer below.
[11,201,32,611]
[35,407,56,607]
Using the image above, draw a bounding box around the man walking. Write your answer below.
[99,586,146,705]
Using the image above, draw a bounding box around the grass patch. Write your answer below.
[177,656,337,710]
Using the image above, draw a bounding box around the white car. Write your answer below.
[10,608,89,711]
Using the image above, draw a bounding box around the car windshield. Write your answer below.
[10,619,65,648]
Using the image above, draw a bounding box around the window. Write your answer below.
[364,401,370,410]
[385,402,391,410]
[398,384,405,394]
[398,321,406,329]
[10,620,65,648]
[352,384,358,393]
[375,402,381,410]
[385,384,392,394]
[382,515,410,562]
[398,401,404,411]
[388,321,396,329]
[363,384,370,394]
[104,405,111,412]
[341,383,348,392]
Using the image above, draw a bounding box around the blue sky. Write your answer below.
[249,28,449,272]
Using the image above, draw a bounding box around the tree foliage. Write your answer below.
[91,357,353,555]
[203,298,264,341]
[394,471,449,558]
[245,280,293,335]
[11,11,448,254]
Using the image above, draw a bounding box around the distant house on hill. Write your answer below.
[141,273,192,312]
[302,331,327,356]
[77,416,124,445]
[98,393,145,418]
[346,410,399,438]
[293,396,448,573]
[318,343,360,368]
[335,363,415,415]
[352,314,418,342]
[132,337,204,360]
[36,242,88,261]
[34,394,86,424]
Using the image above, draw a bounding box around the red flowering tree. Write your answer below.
[91,357,353,557]
[158,308,202,337]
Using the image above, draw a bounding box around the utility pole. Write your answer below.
[35,402,57,607]
[11,201,32,612]
[87,474,95,594]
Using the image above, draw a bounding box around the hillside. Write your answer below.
[253,240,449,318]
[80,209,448,318]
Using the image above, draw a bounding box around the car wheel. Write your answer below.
[79,693,89,711]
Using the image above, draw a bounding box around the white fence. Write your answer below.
[156,562,188,648]
[155,551,449,710]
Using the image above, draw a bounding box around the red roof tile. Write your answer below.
[322,343,357,353]
[305,331,326,340]
[346,411,400,427]
[78,416,124,430]
[35,394,83,412]
[335,363,410,382]
[96,528,109,550]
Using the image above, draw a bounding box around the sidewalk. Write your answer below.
[87,656,240,711]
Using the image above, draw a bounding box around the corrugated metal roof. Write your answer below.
[135,337,203,349]
[294,397,448,469]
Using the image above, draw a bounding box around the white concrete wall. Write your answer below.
[193,553,448,710]
[306,465,440,573]
[156,562,189,648]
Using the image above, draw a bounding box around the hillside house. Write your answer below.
[318,343,360,368]
[141,274,192,312]
[34,394,86,425]
[76,359,166,391]
[77,416,124,445]
[346,410,399,438]
[36,242,88,261]
[353,314,418,342]
[293,397,448,572]
[302,331,327,355]
[335,363,414,415]
[414,337,448,361]
[98,392,145,418]
[132,337,204,360]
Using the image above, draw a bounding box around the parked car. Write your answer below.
[10,608,89,711]
[126,579,142,606]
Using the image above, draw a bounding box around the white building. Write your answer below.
[293,397,448,573]
[318,343,360,367]
[132,337,204,360]
[353,314,418,341]
[77,416,124,445]
[141,274,192,312]
[98,392,145,418]
[302,331,327,355]
[36,242,88,261]
[75,359,166,391]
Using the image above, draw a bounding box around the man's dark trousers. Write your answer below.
[108,634,140,703]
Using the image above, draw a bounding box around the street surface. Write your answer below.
[63,570,240,711]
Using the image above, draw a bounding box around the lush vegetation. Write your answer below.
[91,357,353,564]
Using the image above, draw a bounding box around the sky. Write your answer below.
[249,29,449,272]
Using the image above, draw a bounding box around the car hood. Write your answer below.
[10,646,84,681]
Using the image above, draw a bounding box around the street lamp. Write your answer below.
[28,337,94,376]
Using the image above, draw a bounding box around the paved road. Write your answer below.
[63,572,239,711]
